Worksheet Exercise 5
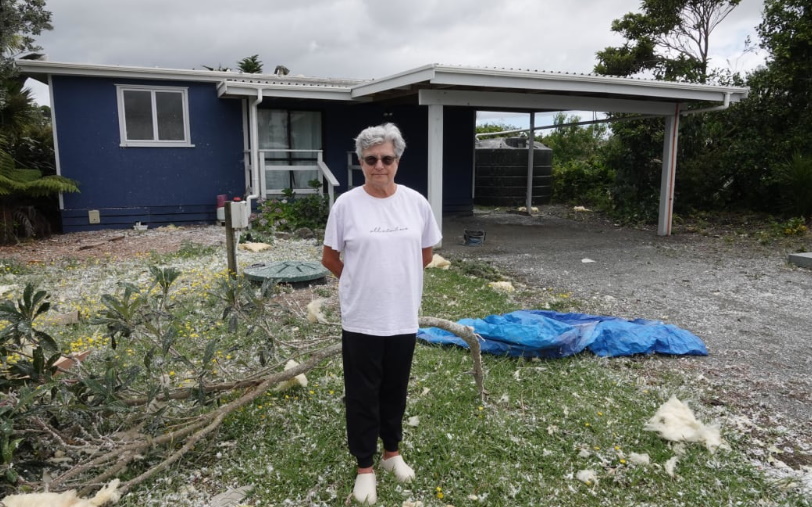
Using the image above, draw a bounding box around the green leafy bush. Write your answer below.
[776,153,812,219]
[251,181,329,234]
[551,159,614,210]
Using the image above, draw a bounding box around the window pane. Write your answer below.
[290,111,321,151]
[156,91,185,141]
[258,109,289,150]
[123,90,154,140]
[292,170,319,187]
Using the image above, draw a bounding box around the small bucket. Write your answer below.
[463,229,486,246]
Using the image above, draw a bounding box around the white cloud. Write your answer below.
[24,0,766,106]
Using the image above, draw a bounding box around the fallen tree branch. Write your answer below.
[48,317,486,496]
[419,316,486,402]
[70,343,343,495]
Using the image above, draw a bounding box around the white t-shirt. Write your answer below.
[323,185,442,336]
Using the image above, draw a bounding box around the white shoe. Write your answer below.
[380,455,415,483]
[353,472,377,505]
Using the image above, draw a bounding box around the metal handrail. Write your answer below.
[253,149,338,207]
[346,151,363,188]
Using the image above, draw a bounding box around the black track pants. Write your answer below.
[341,329,416,468]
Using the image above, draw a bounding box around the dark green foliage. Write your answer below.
[541,113,608,167]
[0,76,73,243]
[542,113,613,209]
[776,154,812,218]
[237,54,263,74]
[251,181,329,234]
[595,0,741,83]
[552,159,615,209]
[0,0,52,85]
[0,282,59,356]
[475,122,523,136]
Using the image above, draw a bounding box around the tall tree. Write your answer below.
[0,0,52,104]
[593,0,745,221]
[595,0,741,83]
[712,0,812,215]
[237,54,263,74]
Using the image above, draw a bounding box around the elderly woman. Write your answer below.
[322,123,442,504]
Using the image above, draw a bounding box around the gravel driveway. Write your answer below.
[438,208,812,430]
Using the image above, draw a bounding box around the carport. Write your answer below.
[349,65,749,236]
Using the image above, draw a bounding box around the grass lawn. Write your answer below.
[1,243,808,506]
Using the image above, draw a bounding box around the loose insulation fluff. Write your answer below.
[426,254,451,269]
[274,360,308,391]
[488,281,515,293]
[575,469,599,485]
[628,452,651,466]
[306,298,329,324]
[643,396,723,452]
[1,479,121,507]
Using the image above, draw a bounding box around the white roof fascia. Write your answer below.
[18,60,236,83]
[419,89,680,116]
[350,64,437,98]
[217,81,356,101]
[16,60,363,92]
[430,65,748,103]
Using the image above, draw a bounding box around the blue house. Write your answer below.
[18,60,748,236]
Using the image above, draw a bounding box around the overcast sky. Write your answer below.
[27,0,767,125]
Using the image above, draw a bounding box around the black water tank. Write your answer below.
[474,137,553,207]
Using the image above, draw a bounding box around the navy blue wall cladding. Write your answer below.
[321,102,475,213]
[442,107,476,214]
[53,75,245,231]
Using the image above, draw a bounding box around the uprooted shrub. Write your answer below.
[0,267,483,499]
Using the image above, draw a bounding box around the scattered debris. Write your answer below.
[208,485,252,507]
[1,478,120,507]
[628,452,650,466]
[581,258,596,264]
[240,242,271,252]
[575,469,599,485]
[54,350,92,373]
[406,416,420,427]
[426,254,451,269]
[664,456,680,477]
[306,298,329,324]
[488,281,515,293]
[573,206,591,212]
[77,236,125,250]
[274,360,308,391]
[643,396,724,453]
[50,310,81,326]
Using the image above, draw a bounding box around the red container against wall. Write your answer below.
[216,194,227,208]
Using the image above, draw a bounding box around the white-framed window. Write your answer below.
[116,85,193,147]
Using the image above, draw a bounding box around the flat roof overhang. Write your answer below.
[350,64,749,113]
[17,60,749,114]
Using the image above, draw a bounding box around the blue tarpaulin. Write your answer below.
[417,310,708,358]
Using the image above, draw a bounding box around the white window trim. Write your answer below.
[115,84,194,147]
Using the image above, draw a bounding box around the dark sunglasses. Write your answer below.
[363,155,397,166]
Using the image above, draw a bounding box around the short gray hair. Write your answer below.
[354,123,406,160]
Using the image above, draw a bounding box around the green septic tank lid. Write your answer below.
[243,261,329,284]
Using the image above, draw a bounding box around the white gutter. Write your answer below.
[680,92,732,116]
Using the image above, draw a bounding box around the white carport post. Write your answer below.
[427,104,444,243]
[658,105,681,236]
[525,112,535,213]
